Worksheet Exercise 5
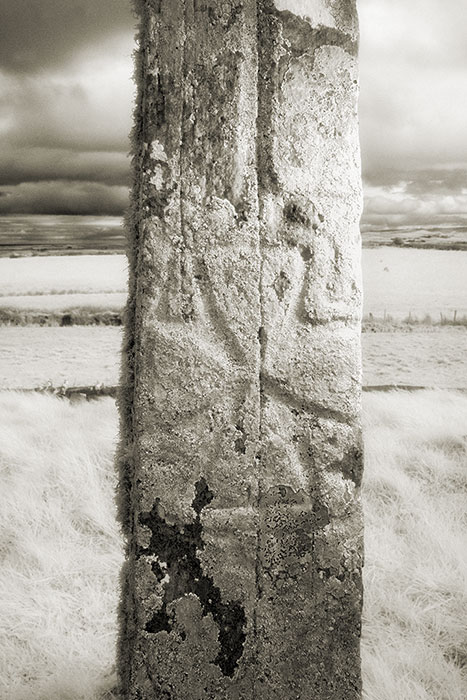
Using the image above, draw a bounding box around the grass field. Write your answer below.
[0,255,127,298]
[2,326,467,390]
[1,390,466,699]
[1,250,467,322]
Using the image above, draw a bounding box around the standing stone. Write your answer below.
[117,1,363,698]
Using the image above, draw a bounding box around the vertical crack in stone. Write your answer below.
[254,0,276,677]
[138,478,247,677]
[179,0,188,311]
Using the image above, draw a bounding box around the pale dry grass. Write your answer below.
[362,389,467,700]
[0,390,466,699]
[0,393,123,700]
[0,255,127,297]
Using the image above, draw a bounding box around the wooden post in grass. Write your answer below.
[117,1,363,698]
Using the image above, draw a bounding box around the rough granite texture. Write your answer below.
[118,0,363,698]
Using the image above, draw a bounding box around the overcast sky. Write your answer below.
[0,0,466,229]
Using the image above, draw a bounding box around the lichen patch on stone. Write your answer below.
[138,478,247,677]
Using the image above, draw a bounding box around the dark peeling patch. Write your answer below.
[318,567,346,582]
[331,445,363,487]
[143,186,171,218]
[233,198,249,223]
[300,246,312,262]
[146,0,162,13]
[151,559,167,582]
[284,201,310,227]
[312,502,330,528]
[138,478,247,677]
[144,72,169,142]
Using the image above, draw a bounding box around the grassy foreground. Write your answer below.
[0,391,466,699]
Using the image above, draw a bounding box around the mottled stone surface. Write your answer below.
[118,1,363,698]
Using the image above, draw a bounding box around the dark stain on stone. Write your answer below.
[273,271,291,300]
[300,246,312,262]
[256,3,282,194]
[207,3,243,30]
[332,445,363,487]
[284,201,310,227]
[147,0,162,13]
[151,560,167,583]
[279,10,358,66]
[233,199,249,223]
[144,72,168,141]
[234,421,246,455]
[318,567,346,582]
[258,325,267,361]
[138,478,247,677]
[223,186,249,222]
[146,607,172,634]
[312,502,330,528]
[143,186,171,218]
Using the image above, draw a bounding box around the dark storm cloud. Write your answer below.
[0,0,135,74]
[0,29,134,213]
[0,181,129,216]
[0,148,130,187]
[404,170,467,197]
[0,0,465,220]
[0,34,135,152]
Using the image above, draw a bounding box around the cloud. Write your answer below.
[0,33,135,153]
[0,148,130,187]
[0,181,129,215]
[359,0,467,192]
[0,0,464,222]
[0,0,135,74]
[362,188,467,228]
[0,30,135,213]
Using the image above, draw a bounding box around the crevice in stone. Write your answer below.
[234,420,247,455]
[138,478,246,677]
[192,257,249,365]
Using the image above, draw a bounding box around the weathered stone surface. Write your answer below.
[118,1,363,698]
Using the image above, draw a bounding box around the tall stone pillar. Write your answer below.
[118,1,363,699]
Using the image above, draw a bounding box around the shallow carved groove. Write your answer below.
[261,371,353,424]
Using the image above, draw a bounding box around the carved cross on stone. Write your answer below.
[117,1,363,698]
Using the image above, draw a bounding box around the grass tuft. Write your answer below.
[362,389,467,699]
[363,312,467,332]
[0,392,123,700]
[0,307,123,327]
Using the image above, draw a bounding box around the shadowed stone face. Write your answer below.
[118,1,363,698]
